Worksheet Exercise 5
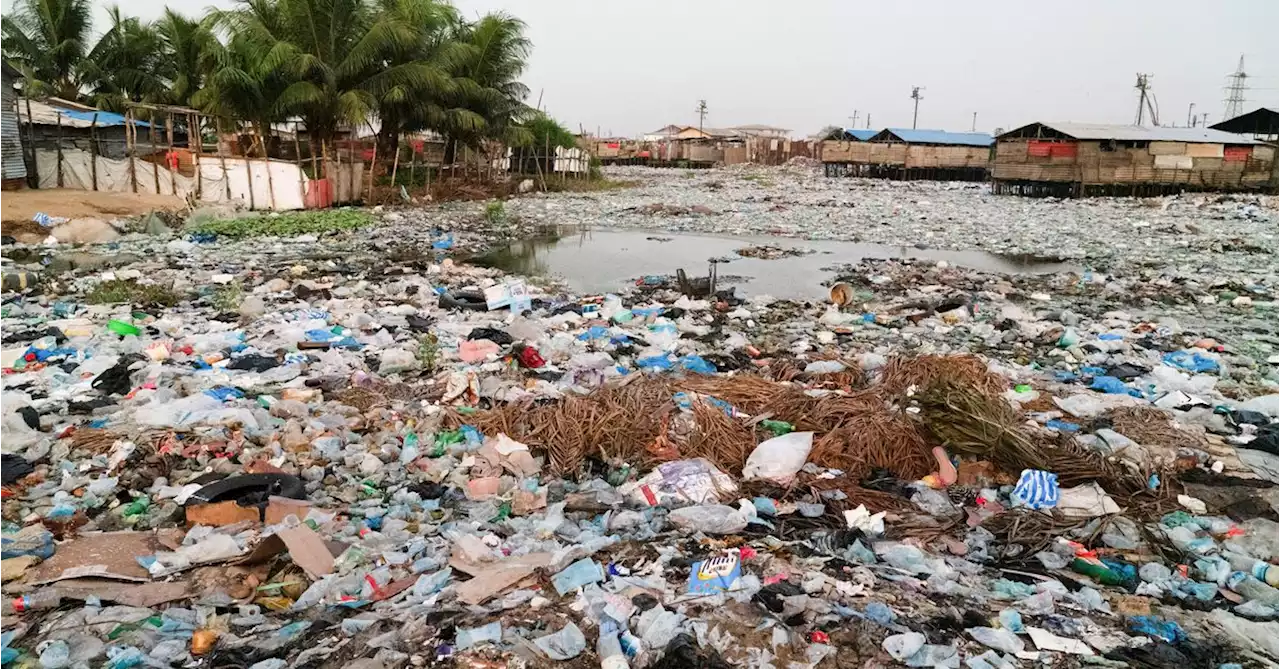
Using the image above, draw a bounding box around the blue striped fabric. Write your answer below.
[1012,469,1059,509]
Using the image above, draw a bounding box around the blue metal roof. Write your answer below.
[841,128,877,141]
[880,128,993,147]
[57,107,150,128]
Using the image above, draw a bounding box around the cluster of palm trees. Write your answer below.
[2,0,552,158]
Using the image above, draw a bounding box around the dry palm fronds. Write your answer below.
[879,354,1007,399]
[808,412,935,481]
[681,402,758,474]
[68,427,121,453]
[335,387,389,412]
[1106,405,1208,450]
[917,379,1156,498]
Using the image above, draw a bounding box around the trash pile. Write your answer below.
[1,176,1278,669]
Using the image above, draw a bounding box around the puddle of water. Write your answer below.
[471,227,1076,299]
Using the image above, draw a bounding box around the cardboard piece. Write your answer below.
[186,500,260,527]
[26,531,159,584]
[452,552,552,605]
[264,497,314,525]
[242,525,335,579]
[1027,626,1094,655]
[53,579,189,607]
[1,556,39,582]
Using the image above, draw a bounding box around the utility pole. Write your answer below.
[1200,113,1209,128]
[910,87,923,129]
[1133,74,1157,126]
[848,111,859,128]
[1186,103,1196,127]
[1223,56,1248,120]
[971,112,977,132]
[866,113,871,129]
[695,100,708,135]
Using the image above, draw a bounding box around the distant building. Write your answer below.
[18,97,172,160]
[821,127,993,181]
[727,124,790,138]
[2,61,26,189]
[992,121,1275,196]
[1210,108,1278,142]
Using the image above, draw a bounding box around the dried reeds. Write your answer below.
[879,354,1007,399]
[1105,405,1208,451]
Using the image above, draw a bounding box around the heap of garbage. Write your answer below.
[1,192,1277,669]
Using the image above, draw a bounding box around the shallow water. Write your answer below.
[472,227,1077,299]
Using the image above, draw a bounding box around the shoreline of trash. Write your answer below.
[1,165,1278,669]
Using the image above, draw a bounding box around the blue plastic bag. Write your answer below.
[1011,469,1059,509]
[679,355,716,374]
[1045,419,1079,432]
[1127,615,1186,643]
[1162,351,1219,373]
[1090,375,1141,396]
[636,355,673,371]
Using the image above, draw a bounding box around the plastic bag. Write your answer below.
[668,505,748,534]
[742,432,814,485]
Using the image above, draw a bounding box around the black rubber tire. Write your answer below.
[186,473,307,509]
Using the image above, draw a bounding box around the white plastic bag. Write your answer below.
[742,432,814,485]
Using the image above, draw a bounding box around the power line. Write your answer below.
[1223,55,1248,121]
[909,87,924,130]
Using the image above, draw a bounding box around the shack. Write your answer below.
[17,98,171,160]
[992,122,1275,197]
[1210,108,1278,142]
[2,61,25,189]
[822,128,992,181]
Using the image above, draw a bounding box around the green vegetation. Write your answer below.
[210,282,244,312]
[484,200,507,225]
[86,279,181,307]
[416,332,439,370]
[742,174,773,187]
[3,0,536,154]
[541,178,638,194]
[191,211,373,239]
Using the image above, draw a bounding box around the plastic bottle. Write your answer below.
[4,591,61,615]
[1223,551,1279,587]
[597,622,629,669]
[1071,557,1131,586]
[1226,572,1280,608]
[38,639,70,669]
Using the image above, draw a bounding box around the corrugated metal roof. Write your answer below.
[1008,122,1258,144]
[18,98,151,128]
[840,128,877,141]
[879,128,994,147]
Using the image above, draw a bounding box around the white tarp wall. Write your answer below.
[553,146,588,173]
[35,148,311,210]
[321,160,364,204]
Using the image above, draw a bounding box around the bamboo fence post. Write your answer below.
[237,125,256,210]
[348,143,356,203]
[191,113,203,200]
[127,110,138,193]
[23,97,38,187]
[147,111,161,192]
[424,143,431,199]
[390,138,400,189]
[308,129,319,179]
[366,138,377,203]
[408,140,416,191]
[215,117,231,201]
[259,131,276,210]
[321,139,329,180]
[166,112,176,195]
[54,112,63,187]
[336,139,344,202]
[89,113,98,190]
[293,122,305,206]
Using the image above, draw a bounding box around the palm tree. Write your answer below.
[80,6,168,112]
[1,0,93,99]
[369,0,479,158]
[156,9,213,108]
[449,13,533,148]
[195,2,292,156]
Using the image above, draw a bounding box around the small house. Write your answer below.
[992,122,1274,196]
[822,127,993,180]
[2,61,26,189]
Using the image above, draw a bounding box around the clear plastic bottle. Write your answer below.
[1227,572,1280,608]
[4,591,61,615]
[1223,551,1279,587]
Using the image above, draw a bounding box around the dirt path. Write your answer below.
[1,189,184,230]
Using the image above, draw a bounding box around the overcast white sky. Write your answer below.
[5,0,1278,136]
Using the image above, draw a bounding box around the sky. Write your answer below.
[5,0,1278,137]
